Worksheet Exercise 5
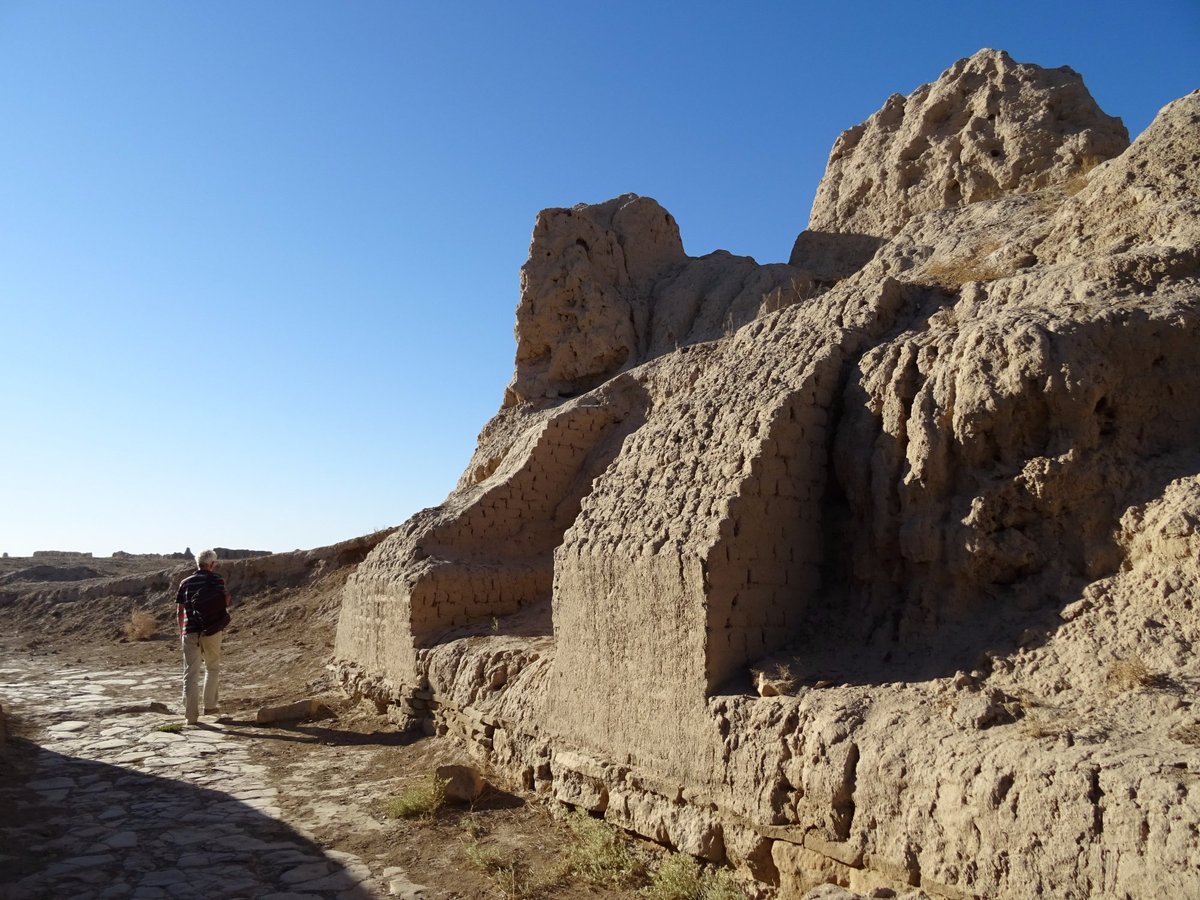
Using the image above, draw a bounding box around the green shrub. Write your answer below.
[465,838,566,899]
[466,840,510,873]
[562,811,645,887]
[643,853,744,900]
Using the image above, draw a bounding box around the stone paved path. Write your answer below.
[0,656,431,900]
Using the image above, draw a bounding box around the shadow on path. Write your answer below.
[0,735,379,900]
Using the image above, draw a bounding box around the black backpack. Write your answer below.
[188,580,231,636]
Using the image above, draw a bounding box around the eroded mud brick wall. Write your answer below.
[547,312,852,774]
[332,52,1200,898]
[703,353,840,692]
[336,381,645,688]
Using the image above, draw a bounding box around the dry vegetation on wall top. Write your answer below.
[334,49,1200,900]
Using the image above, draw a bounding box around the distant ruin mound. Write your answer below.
[212,548,274,561]
[0,564,101,585]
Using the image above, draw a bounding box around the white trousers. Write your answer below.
[181,631,223,723]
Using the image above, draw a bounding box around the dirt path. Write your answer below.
[0,641,647,900]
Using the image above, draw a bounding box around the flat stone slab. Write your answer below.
[255,699,335,725]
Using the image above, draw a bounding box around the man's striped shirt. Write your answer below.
[176,568,228,635]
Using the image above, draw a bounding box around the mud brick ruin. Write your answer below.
[335,51,1200,898]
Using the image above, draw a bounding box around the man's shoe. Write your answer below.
[204,707,221,714]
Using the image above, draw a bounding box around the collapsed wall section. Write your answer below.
[335,377,647,690]
[790,48,1130,282]
[507,194,687,405]
[804,48,1129,242]
[507,193,811,406]
[830,191,1200,656]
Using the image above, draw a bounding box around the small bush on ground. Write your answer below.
[1020,710,1063,739]
[459,812,486,839]
[643,852,744,900]
[385,773,448,819]
[1106,656,1153,692]
[465,832,567,900]
[465,839,511,873]
[124,609,157,641]
[561,811,645,887]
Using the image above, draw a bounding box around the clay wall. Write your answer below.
[333,64,1200,900]
[702,363,839,691]
[545,318,852,773]
[336,379,647,685]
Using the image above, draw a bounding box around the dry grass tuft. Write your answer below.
[1020,710,1065,740]
[384,773,448,819]
[464,831,568,899]
[459,812,487,839]
[1063,173,1090,196]
[465,840,509,872]
[124,609,157,641]
[1105,656,1154,693]
[724,277,821,339]
[760,277,817,316]
[922,240,1007,287]
[1169,723,1200,747]
[752,661,799,697]
[722,309,738,339]
[1059,155,1105,197]
[561,811,645,888]
[642,853,745,900]
[459,806,744,899]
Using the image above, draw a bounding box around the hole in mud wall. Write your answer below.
[1094,395,1116,437]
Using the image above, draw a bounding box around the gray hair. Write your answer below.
[196,548,219,567]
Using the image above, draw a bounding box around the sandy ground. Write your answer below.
[0,561,658,899]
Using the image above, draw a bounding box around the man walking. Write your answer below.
[176,548,232,725]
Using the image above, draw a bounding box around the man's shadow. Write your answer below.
[205,715,423,747]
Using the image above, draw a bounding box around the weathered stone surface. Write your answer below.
[1039,88,1200,264]
[507,194,685,405]
[255,699,334,725]
[434,763,485,803]
[550,750,609,812]
[951,687,1016,730]
[505,193,810,406]
[336,52,1200,899]
[802,48,1129,241]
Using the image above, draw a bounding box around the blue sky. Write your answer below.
[1,1,1196,558]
